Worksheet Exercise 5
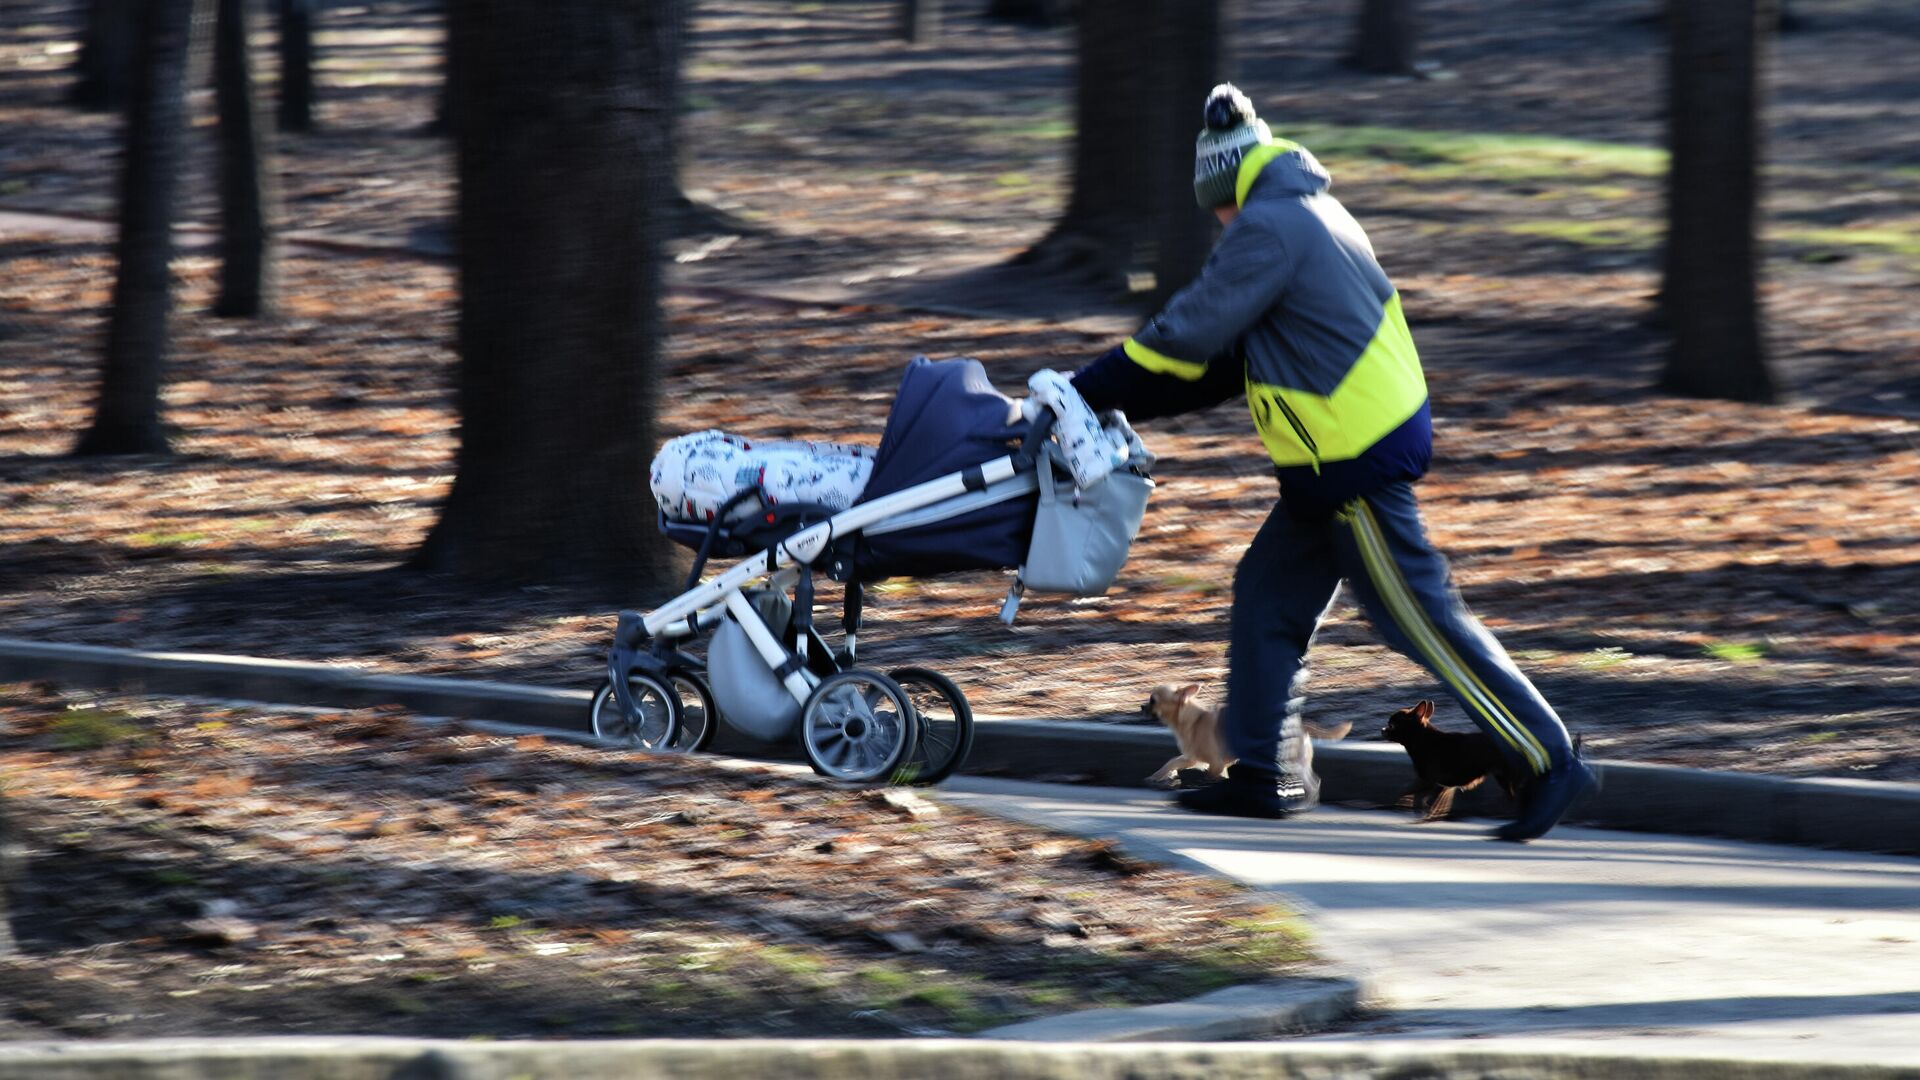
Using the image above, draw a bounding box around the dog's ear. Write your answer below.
[1415,699,1434,721]
[1176,684,1200,704]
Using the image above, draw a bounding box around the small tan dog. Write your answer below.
[1145,684,1352,787]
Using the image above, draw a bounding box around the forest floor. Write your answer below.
[0,683,1318,1039]
[1,0,1916,782]
[0,0,1916,1041]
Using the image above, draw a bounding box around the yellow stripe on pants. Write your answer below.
[1347,499,1552,774]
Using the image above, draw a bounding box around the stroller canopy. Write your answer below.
[854,357,1036,580]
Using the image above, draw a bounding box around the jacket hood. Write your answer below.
[1239,142,1332,207]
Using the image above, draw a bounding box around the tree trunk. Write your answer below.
[422,0,452,136]
[986,0,1071,26]
[0,792,16,959]
[75,0,199,458]
[213,0,280,317]
[1347,0,1418,76]
[1660,0,1774,403]
[900,0,940,44]
[412,0,684,587]
[276,0,315,132]
[70,0,137,110]
[1016,0,1220,306]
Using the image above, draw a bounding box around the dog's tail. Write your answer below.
[1305,719,1352,741]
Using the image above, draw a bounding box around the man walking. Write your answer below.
[1070,84,1594,841]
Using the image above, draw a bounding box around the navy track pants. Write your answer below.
[1226,481,1574,779]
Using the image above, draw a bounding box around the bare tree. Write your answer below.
[276,0,316,132]
[213,0,280,317]
[75,0,201,457]
[986,0,1072,26]
[1347,0,1418,76]
[412,0,686,586]
[0,792,16,958]
[1012,0,1222,306]
[900,0,941,44]
[70,0,137,110]
[1660,0,1774,403]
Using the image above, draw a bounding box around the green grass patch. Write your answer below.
[856,966,915,996]
[1286,124,1667,183]
[51,708,148,750]
[1504,217,1659,249]
[1579,646,1633,670]
[1772,224,1920,260]
[1211,910,1316,969]
[960,115,1074,143]
[855,964,1001,1032]
[756,944,827,979]
[1703,640,1768,663]
[1021,983,1077,1008]
[126,529,209,548]
[1162,572,1225,595]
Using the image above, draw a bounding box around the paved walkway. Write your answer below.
[939,777,1920,1068]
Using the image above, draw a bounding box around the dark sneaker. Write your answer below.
[1280,769,1320,813]
[1492,758,1598,842]
[1176,766,1316,820]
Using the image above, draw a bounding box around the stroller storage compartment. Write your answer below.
[1022,450,1153,597]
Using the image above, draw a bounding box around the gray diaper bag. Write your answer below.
[1000,445,1154,623]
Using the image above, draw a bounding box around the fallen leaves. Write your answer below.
[0,692,1318,1041]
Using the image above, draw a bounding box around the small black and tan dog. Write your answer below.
[1380,700,1524,821]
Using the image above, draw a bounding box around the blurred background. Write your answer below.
[0,0,1915,781]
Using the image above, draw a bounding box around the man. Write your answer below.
[1070,84,1594,841]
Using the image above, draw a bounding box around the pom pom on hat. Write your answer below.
[1203,84,1258,132]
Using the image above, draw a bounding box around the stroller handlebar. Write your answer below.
[1012,408,1057,472]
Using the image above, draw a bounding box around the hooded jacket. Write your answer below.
[1073,141,1433,517]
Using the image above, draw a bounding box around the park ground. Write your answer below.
[0,0,1912,1037]
[2,0,1915,779]
[0,684,1317,1039]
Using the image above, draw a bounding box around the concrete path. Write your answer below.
[939,777,1920,1068]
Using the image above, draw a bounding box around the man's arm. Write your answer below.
[1071,343,1243,421]
[1071,213,1293,421]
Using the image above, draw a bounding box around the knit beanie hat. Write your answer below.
[1192,83,1273,209]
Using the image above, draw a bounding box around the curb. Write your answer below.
[1,637,1915,856]
[0,1036,1909,1080]
[977,978,1361,1042]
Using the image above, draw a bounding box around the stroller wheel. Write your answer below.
[669,671,718,753]
[799,670,920,785]
[588,673,681,751]
[888,667,975,786]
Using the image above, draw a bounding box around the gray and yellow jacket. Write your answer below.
[1073,141,1432,517]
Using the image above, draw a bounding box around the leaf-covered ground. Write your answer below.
[0,683,1319,1040]
[0,236,1913,782]
[1,0,1916,787]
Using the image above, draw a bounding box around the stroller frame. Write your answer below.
[603,413,1058,780]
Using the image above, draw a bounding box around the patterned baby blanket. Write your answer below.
[651,431,876,524]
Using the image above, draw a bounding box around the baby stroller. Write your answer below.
[596,357,1154,785]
